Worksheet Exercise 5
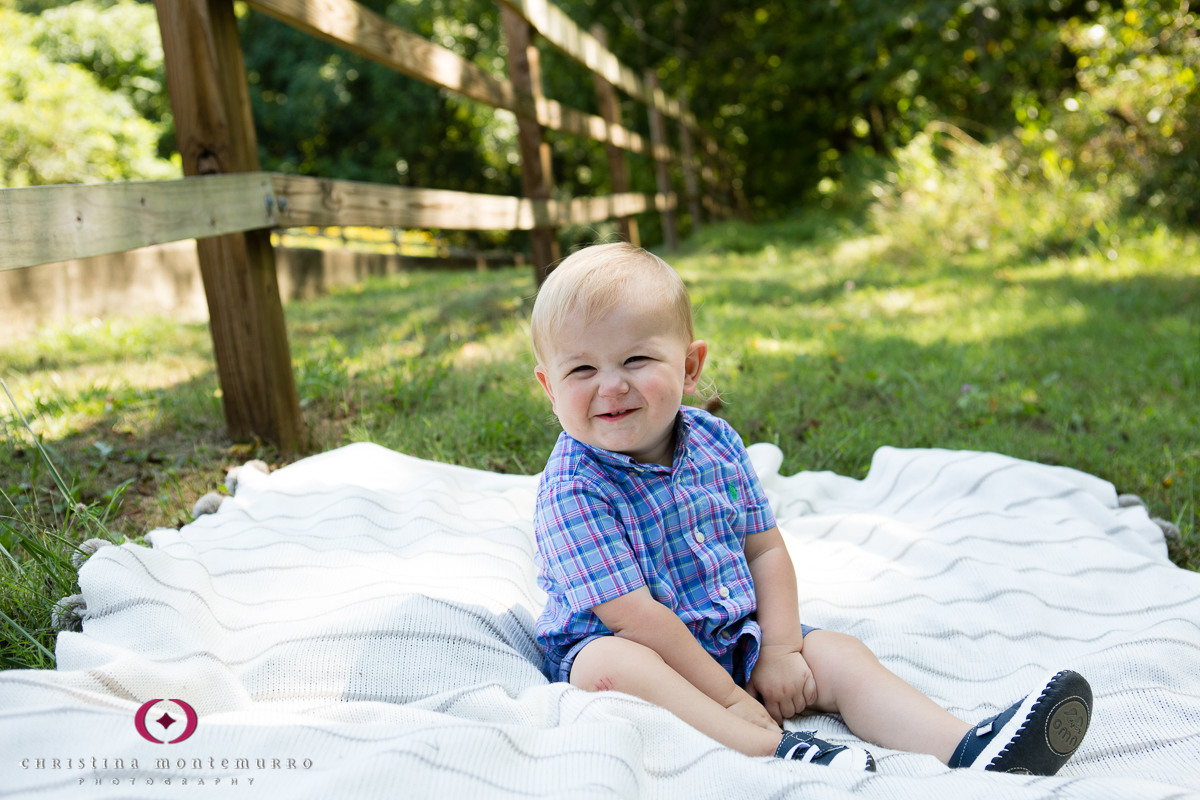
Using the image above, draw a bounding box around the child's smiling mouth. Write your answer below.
[597,408,637,420]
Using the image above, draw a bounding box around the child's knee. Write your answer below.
[569,636,663,692]
[804,630,880,672]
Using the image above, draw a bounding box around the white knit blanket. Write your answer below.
[3,442,1199,798]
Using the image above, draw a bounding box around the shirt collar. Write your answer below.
[573,407,693,473]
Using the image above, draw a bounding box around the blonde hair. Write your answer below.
[530,242,695,366]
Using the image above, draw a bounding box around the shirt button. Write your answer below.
[694,531,706,544]
[718,585,731,599]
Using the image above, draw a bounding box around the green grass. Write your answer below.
[3,187,1198,670]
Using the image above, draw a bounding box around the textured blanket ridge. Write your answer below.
[2,442,1199,798]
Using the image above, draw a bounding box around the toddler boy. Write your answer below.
[530,242,1092,772]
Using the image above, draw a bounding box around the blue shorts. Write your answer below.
[544,623,821,684]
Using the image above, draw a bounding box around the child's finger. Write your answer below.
[763,703,783,727]
[802,672,819,708]
[777,696,798,722]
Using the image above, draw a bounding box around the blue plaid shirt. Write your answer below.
[534,406,777,683]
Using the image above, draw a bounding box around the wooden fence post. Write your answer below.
[644,72,678,250]
[730,155,750,218]
[676,91,703,233]
[501,5,561,284]
[154,0,307,451]
[702,137,724,218]
[591,26,638,247]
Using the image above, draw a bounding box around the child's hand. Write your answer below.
[721,685,783,733]
[745,644,818,725]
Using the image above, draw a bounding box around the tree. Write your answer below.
[552,0,1093,213]
[0,4,177,187]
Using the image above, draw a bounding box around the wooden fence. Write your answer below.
[0,0,739,452]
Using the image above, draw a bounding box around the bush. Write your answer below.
[868,122,1121,262]
[1057,3,1200,226]
[0,5,178,186]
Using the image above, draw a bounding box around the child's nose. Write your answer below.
[598,371,629,396]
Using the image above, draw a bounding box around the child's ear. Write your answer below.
[683,340,708,394]
[534,364,556,409]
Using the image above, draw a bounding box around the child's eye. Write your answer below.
[568,365,595,377]
[625,356,649,366]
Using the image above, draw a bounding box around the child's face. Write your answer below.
[535,296,706,467]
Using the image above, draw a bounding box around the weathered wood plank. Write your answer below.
[591,25,637,246]
[500,0,701,136]
[535,97,658,158]
[0,174,277,271]
[559,191,674,225]
[156,0,306,452]
[645,72,678,250]
[247,0,648,157]
[502,5,560,283]
[272,175,533,229]
[271,174,668,229]
[498,0,678,121]
[247,0,526,116]
[677,91,703,230]
[245,0,655,158]
[0,175,673,271]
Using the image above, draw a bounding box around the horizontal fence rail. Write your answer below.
[248,0,671,162]
[1,175,277,271]
[0,174,675,272]
[500,0,689,126]
[273,175,675,230]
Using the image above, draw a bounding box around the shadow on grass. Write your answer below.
[285,267,537,359]
[2,369,234,540]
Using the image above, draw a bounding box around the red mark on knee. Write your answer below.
[592,676,616,692]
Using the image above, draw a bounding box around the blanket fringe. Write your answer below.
[192,459,270,518]
[1117,494,1180,547]
[70,537,114,569]
[50,593,86,632]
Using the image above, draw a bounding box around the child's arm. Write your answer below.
[743,525,818,724]
[591,585,780,733]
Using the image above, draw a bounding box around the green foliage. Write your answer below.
[562,0,1089,213]
[28,0,171,128]
[550,0,1198,223]
[240,1,516,190]
[1054,2,1200,225]
[0,2,177,186]
[868,122,1121,262]
[9,0,1200,229]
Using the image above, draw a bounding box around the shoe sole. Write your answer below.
[826,747,877,772]
[978,669,1092,775]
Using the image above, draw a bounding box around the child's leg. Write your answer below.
[570,635,783,757]
[798,630,972,763]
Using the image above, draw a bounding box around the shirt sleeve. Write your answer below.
[534,478,646,615]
